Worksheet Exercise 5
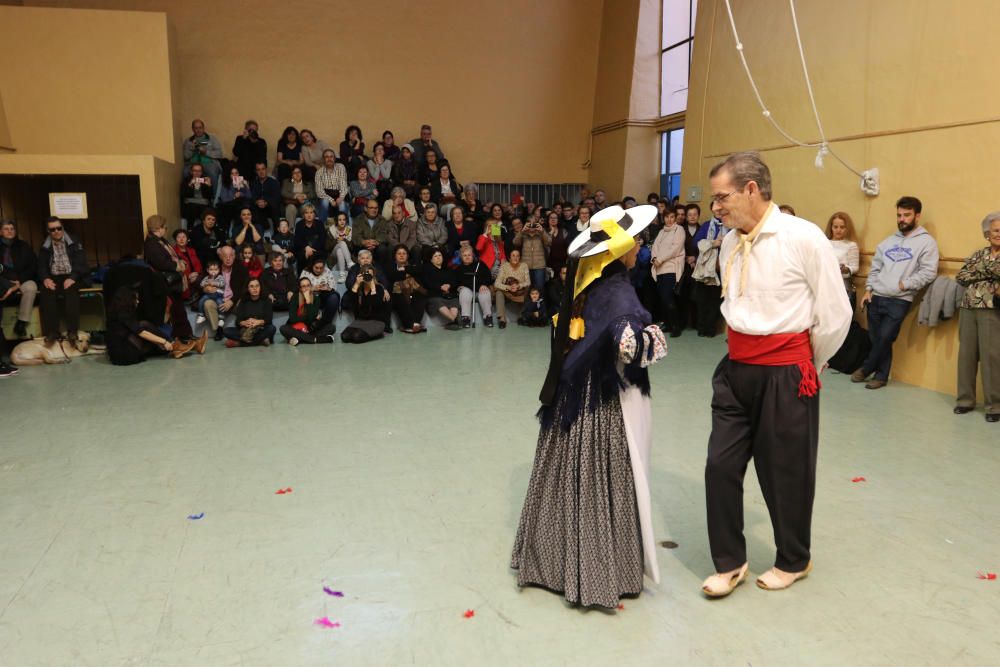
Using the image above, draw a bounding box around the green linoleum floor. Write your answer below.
[1,324,998,666]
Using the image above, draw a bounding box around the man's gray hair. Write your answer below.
[982,211,1000,235]
[391,186,405,198]
[709,151,773,201]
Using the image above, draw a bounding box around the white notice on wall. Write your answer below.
[48,193,88,219]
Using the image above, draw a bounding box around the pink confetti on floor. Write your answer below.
[851,477,866,483]
[976,572,997,580]
[463,609,475,618]
[275,487,293,495]
[314,617,340,628]
[323,586,344,597]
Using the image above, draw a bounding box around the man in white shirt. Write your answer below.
[314,150,349,223]
[699,152,851,598]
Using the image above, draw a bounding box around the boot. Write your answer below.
[170,339,197,358]
[13,320,28,339]
[193,331,208,354]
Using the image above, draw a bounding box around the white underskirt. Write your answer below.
[619,384,660,585]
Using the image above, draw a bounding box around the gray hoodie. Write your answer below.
[866,226,939,301]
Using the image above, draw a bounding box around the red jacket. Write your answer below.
[475,234,507,270]
[173,243,203,298]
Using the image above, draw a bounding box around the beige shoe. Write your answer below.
[193,331,208,354]
[701,563,749,598]
[756,561,812,590]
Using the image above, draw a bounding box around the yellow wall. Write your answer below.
[588,0,663,201]
[0,6,175,161]
[682,0,996,396]
[28,0,603,185]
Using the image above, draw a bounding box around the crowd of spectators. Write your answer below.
[0,121,996,424]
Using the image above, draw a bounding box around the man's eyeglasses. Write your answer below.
[710,189,741,204]
[48,227,63,233]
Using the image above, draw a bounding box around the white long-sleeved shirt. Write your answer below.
[719,204,852,369]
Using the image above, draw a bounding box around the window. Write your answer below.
[660,128,684,200]
[660,0,697,117]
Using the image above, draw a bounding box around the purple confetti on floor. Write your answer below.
[323,586,344,597]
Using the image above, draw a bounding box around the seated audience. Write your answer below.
[232,120,268,180]
[387,205,418,256]
[249,162,281,233]
[455,245,493,328]
[342,262,392,341]
[180,163,214,224]
[222,277,275,347]
[416,203,448,261]
[299,257,340,331]
[233,205,266,258]
[409,124,446,165]
[514,215,551,289]
[189,209,227,270]
[544,210,570,272]
[518,286,549,327]
[349,166,379,217]
[381,186,417,222]
[417,149,441,187]
[343,249,389,302]
[954,212,1000,423]
[339,125,367,179]
[391,143,418,198]
[282,166,317,224]
[182,118,223,181]
[826,211,861,311]
[381,130,401,162]
[447,207,479,259]
[239,244,263,280]
[262,253,296,311]
[270,218,296,269]
[352,199,393,263]
[0,219,39,339]
[106,286,205,365]
[414,185,434,217]
[314,149,349,222]
[431,163,460,220]
[327,211,355,281]
[420,248,460,329]
[196,260,224,325]
[299,128,332,179]
[171,228,202,303]
[202,245,249,341]
[460,184,487,226]
[366,142,394,200]
[385,244,427,334]
[280,277,335,345]
[494,248,529,329]
[293,203,325,270]
[142,215,195,343]
[275,126,304,182]
[475,219,507,281]
[215,166,252,229]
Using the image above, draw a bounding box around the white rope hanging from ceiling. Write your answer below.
[721,0,872,185]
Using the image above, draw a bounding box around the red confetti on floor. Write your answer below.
[275,487,293,495]
[851,477,866,483]
[463,609,475,618]
[617,604,625,610]
[977,572,997,580]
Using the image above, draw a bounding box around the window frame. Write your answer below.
[659,0,697,118]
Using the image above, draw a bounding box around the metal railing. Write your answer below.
[474,183,585,208]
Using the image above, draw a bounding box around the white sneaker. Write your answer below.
[218,319,225,328]
[288,338,299,347]
[195,315,206,325]
[337,271,347,283]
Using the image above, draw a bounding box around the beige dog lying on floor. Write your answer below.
[11,332,106,365]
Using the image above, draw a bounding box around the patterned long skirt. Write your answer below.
[510,377,644,609]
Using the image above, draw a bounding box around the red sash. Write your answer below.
[727,329,820,398]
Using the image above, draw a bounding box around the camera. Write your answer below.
[361,268,375,282]
[248,129,259,139]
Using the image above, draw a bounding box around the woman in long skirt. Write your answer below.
[511,205,668,609]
